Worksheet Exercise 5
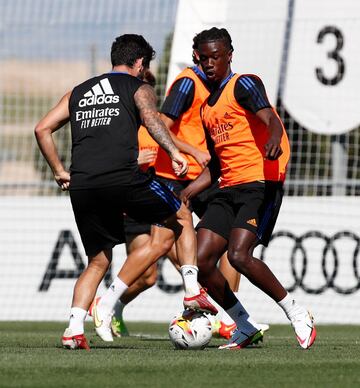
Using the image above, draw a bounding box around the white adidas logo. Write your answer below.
[79,78,120,107]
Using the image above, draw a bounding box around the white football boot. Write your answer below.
[91,298,114,342]
[291,310,317,349]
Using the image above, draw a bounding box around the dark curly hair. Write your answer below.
[192,27,234,64]
[111,34,155,69]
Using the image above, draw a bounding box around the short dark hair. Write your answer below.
[192,27,234,53]
[111,34,155,68]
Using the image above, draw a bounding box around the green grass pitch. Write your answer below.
[0,322,359,388]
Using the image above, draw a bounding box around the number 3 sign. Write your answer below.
[282,0,360,135]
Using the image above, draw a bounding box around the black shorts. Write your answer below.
[191,181,219,219]
[70,177,181,257]
[155,176,190,196]
[123,176,192,238]
[196,181,283,247]
[123,215,152,236]
[122,177,222,239]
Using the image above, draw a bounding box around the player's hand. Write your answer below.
[265,136,283,160]
[194,150,211,169]
[171,151,188,177]
[54,170,70,191]
[137,149,157,166]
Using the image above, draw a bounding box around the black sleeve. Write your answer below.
[234,74,271,113]
[161,77,195,120]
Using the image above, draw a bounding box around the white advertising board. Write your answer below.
[0,197,359,324]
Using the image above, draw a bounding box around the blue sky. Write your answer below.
[0,0,178,61]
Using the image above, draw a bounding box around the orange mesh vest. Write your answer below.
[202,74,290,187]
[154,68,210,180]
[138,125,159,172]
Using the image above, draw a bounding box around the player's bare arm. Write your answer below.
[137,149,157,165]
[134,84,188,176]
[34,92,71,190]
[135,84,178,156]
[180,166,212,207]
[257,107,283,160]
[160,113,211,169]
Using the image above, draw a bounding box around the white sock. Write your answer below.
[180,265,200,296]
[278,293,304,321]
[68,307,87,335]
[98,277,128,318]
[114,300,126,319]
[226,301,258,333]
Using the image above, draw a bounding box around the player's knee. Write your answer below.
[176,204,193,226]
[227,248,249,272]
[197,253,215,278]
[88,252,111,273]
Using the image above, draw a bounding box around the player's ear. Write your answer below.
[193,50,200,62]
[228,50,233,64]
[135,57,144,73]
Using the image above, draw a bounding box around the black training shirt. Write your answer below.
[69,72,147,189]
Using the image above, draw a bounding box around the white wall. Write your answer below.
[0,196,359,323]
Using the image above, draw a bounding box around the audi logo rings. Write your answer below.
[155,230,360,295]
[260,230,360,295]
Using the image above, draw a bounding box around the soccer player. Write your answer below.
[109,70,160,337]
[110,55,267,340]
[181,27,316,349]
[109,61,213,337]
[34,34,216,350]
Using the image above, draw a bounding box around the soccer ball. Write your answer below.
[168,310,212,350]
